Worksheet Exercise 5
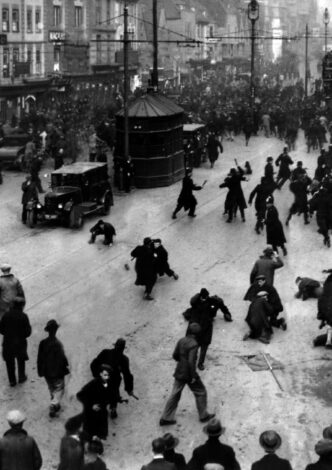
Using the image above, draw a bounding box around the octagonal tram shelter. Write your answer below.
[115,93,184,188]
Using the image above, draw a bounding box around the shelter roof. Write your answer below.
[117,93,183,118]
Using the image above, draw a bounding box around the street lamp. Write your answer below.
[248,0,259,106]
[121,0,139,161]
[323,8,330,54]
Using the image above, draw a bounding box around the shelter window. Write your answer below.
[2,7,9,32]
[12,8,19,32]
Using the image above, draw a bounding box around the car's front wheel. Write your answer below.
[69,206,84,229]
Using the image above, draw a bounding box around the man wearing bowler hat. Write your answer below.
[162,433,186,470]
[0,410,42,470]
[37,319,70,418]
[159,323,215,426]
[187,417,241,470]
[251,430,292,470]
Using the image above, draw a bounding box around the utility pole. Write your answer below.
[123,2,129,160]
[151,0,158,90]
[305,23,309,98]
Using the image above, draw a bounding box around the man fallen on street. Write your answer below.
[88,219,116,246]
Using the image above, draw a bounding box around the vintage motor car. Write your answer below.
[41,162,113,228]
[0,131,30,170]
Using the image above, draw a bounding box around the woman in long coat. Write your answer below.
[77,365,117,440]
[265,198,287,255]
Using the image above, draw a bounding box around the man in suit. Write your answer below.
[251,430,292,470]
[58,414,84,470]
[187,418,241,470]
[141,438,176,470]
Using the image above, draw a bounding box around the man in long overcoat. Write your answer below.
[131,237,157,300]
[206,133,223,168]
[153,239,179,280]
[0,299,31,386]
[309,186,332,247]
[219,167,247,223]
[21,176,39,224]
[265,198,287,255]
[275,147,293,189]
[0,410,42,470]
[172,169,203,219]
[77,364,118,440]
[243,292,273,343]
[248,177,275,234]
[286,173,311,226]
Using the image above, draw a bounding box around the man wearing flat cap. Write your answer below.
[250,247,284,287]
[0,264,25,320]
[160,323,214,426]
[0,410,42,470]
[251,430,292,470]
[187,417,240,470]
[90,337,134,419]
[37,319,70,418]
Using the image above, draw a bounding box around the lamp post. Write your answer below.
[323,8,330,54]
[122,0,139,161]
[248,0,259,108]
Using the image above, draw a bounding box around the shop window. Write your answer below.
[12,8,19,32]
[2,8,9,32]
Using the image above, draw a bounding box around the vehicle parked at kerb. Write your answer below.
[41,162,113,229]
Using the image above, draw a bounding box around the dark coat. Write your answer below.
[131,245,157,287]
[305,454,332,470]
[141,457,176,470]
[90,348,134,395]
[289,178,311,213]
[172,335,199,383]
[264,163,275,182]
[186,294,216,345]
[21,180,38,205]
[207,135,222,163]
[0,308,31,362]
[244,282,283,315]
[275,153,293,179]
[154,245,171,276]
[251,453,293,470]
[90,222,116,238]
[265,205,286,247]
[0,428,42,470]
[37,336,69,379]
[250,256,284,286]
[163,449,186,470]
[219,169,247,211]
[58,434,84,470]
[187,437,241,470]
[245,297,273,337]
[318,273,332,325]
[76,378,117,439]
[177,176,202,210]
[83,457,108,470]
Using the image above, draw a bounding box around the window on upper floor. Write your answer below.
[3,47,9,77]
[12,8,20,32]
[27,49,32,64]
[35,8,41,32]
[36,49,41,73]
[2,8,9,32]
[96,34,102,63]
[75,6,83,27]
[96,0,101,24]
[27,8,32,33]
[13,47,19,62]
[106,0,111,22]
[53,5,61,26]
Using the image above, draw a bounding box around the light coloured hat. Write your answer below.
[0,263,11,272]
[7,410,26,425]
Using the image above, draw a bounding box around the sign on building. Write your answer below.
[49,31,66,42]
